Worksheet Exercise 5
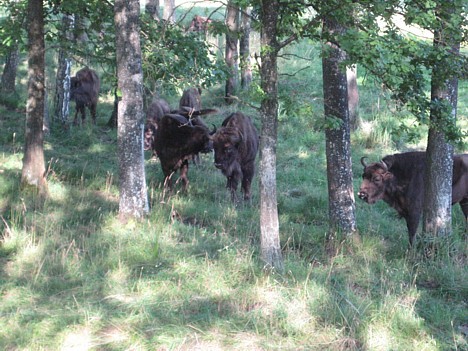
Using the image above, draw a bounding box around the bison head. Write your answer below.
[357,157,393,204]
[143,122,157,151]
[212,127,242,172]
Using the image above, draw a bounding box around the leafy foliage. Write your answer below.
[140,15,229,95]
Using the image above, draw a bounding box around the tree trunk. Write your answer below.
[54,14,74,126]
[421,3,460,256]
[163,0,175,22]
[21,0,48,196]
[1,43,20,94]
[347,65,359,131]
[115,0,149,220]
[259,0,283,272]
[322,18,356,242]
[145,0,160,20]
[240,7,252,90]
[225,1,239,104]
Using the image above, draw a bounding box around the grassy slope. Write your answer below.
[0,36,467,351]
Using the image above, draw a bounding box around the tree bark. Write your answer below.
[54,14,74,126]
[322,17,356,241]
[21,0,48,196]
[240,7,252,90]
[145,0,160,20]
[421,2,460,255]
[347,65,359,131]
[259,0,283,272]
[163,0,175,22]
[115,0,149,220]
[1,43,20,94]
[225,1,239,104]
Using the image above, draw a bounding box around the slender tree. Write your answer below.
[322,16,357,241]
[115,0,149,220]
[54,14,74,125]
[240,6,252,89]
[421,1,462,255]
[347,65,359,130]
[225,1,239,103]
[1,44,20,95]
[163,0,175,22]
[145,0,160,20]
[258,0,283,272]
[0,0,23,100]
[21,0,48,196]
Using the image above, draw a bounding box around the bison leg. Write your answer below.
[227,171,241,203]
[405,211,421,246]
[177,161,190,190]
[460,198,468,230]
[241,162,255,201]
[73,103,85,125]
[90,103,97,125]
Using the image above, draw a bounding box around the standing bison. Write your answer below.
[179,87,202,111]
[153,113,214,190]
[358,151,468,245]
[144,98,171,155]
[187,15,213,32]
[212,112,259,202]
[70,67,100,125]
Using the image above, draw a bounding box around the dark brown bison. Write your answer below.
[187,15,213,32]
[212,112,259,202]
[179,87,202,111]
[153,113,214,190]
[358,151,468,245]
[144,98,171,155]
[70,67,100,125]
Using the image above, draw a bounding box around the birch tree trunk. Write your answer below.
[225,1,239,104]
[347,65,359,131]
[54,14,74,125]
[163,0,175,22]
[240,7,252,90]
[115,0,149,220]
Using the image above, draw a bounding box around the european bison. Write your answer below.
[153,113,214,190]
[70,67,100,125]
[179,87,207,164]
[187,15,213,32]
[179,87,202,111]
[212,112,259,202]
[358,151,468,245]
[144,98,171,155]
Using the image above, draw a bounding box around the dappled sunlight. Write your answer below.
[60,326,94,351]
[366,323,394,351]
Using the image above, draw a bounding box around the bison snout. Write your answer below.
[357,191,368,202]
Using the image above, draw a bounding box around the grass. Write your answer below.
[1,26,467,351]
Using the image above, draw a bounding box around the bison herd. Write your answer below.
[143,88,259,203]
[68,67,467,245]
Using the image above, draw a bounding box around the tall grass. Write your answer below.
[0,34,467,351]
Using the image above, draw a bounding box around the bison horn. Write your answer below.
[380,160,388,172]
[360,157,368,168]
